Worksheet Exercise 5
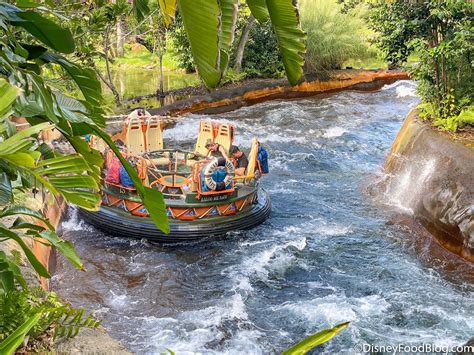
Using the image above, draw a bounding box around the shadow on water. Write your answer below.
[53,81,474,353]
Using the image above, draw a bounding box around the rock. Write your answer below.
[384,110,474,261]
[54,328,131,354]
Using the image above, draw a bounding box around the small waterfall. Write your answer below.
[384,157,437,214]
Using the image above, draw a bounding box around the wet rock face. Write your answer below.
[385,111,474,261]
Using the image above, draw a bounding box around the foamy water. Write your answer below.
[54,82,474,353]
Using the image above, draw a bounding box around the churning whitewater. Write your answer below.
[53,81,474,353]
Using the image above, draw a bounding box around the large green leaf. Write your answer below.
[2,152,36,168]
[246,0,269,23]
[29,73,58,124]
[0,205,54,230]
[282,322,350,355]
[219,0,239,71]
[132,0,150,22]
[0,122,52,155]
[33,154,101,211]
[158,0,177,27]
[0,226,50,278]
[41,53,105,127]
[0,313,41,355]
[0,173,12,206]
[89,126,170,234]
[265,0,306,85]
[0,78,19,118]
[38,230,84,270]
[0,3,74,53]
[0,250,27,291]
[35,155,91,175]
[178,0,222,88]
[67,136,103,168]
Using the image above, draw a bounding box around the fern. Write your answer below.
[0,287,101,350]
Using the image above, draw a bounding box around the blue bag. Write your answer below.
[119,165,134,188]
[257,145,269,174]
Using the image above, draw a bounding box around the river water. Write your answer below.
[53,81,474,353]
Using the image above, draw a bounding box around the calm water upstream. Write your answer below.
[53,81,474,353]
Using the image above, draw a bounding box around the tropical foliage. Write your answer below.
[368,0,473,131]
[0,1,167,351]
[0,287,101,354]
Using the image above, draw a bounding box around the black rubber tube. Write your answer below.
[79,188,271,242]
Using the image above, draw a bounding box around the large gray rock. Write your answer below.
[384,110,474,261]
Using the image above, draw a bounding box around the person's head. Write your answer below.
[137,109,145,116]
[127,157,136,167]
[230,145,242,158]
[205,139,217,151]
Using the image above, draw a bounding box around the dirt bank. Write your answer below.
[146,69,409,117]
[384,110,474,262]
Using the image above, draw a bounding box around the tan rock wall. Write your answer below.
[385,111,474,261]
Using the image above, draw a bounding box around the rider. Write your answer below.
[230,145,248,176]
[205,139,228,159]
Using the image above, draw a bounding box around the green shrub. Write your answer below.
[300,0,374,72]
[239,20,285,78]
[369,0,473,133]
[419,99,473,132]
[168,12,195,73]
[221,69,248,85]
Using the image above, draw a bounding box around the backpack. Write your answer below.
[105,156,121,184]
[119,165,135,188]
[257,145,269,174]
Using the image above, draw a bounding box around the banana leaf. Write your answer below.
[158,0,177,27]
[246,0,269,23]
[178,0,222,88]
[265,0,306,86]
[282,322,350,355]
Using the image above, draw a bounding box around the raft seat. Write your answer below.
[214,123,232,154]
[89,135,107,152]
[145,117,163,152]
[126,117,145,156]
[195,121,214,156]
[245,138,259,184]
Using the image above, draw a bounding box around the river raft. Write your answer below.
[80,112,271,242]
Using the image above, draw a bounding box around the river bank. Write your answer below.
[145,69,409,116]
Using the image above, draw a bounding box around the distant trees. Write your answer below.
[368,0,473,131]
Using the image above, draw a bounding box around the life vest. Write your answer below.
[201,157,234,192]
[257,145,269,174]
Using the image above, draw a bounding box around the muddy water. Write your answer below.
[54,81,474,353]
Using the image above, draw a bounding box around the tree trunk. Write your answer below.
[116,17,125,57]
[439,24,448,96]
[104,25,122,105]
[234,14,255,73]
[157,29,165,102]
